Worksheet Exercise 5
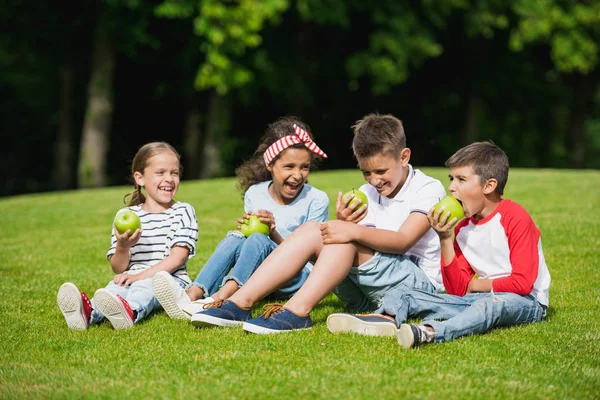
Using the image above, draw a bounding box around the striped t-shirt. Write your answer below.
[106,202,198,283]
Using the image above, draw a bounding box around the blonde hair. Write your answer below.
[123,142,182,206]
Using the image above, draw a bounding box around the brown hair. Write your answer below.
[445,141,509,195]
[123,142,182,206]
[235,116,320,194]
[352,113,406,160]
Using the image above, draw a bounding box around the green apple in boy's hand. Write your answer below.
[342,189,368,211]
[433,195,464,223]
[114,210,142,235]
[240,215,270,237]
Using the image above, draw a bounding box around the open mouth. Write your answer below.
[285,182,301,192]
[159,186,174,193]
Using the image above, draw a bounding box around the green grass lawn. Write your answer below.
[1,168,599,399]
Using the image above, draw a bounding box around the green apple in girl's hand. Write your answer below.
[433,195,464,222]
[342,189,368,211]
[240,215,270,237]
[114,210,142,235]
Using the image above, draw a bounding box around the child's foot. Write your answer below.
[152,271,191,320]
[396,324,434,348]
[242,304,312,334]
[57,283,92,330]
[190,300,252,328]
[93,289,134,330]
[181,297,215,318]
[326,313,397,337]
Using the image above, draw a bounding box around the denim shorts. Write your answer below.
[333,251,435,312]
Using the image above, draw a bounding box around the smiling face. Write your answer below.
[134,151,180,211]
[267,147,312,205]
[448,165,498,220]
[358,148,411,198]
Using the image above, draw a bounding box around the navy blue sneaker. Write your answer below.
[242,304,312,334]
[190,300,252,327]
[326,313,398,337]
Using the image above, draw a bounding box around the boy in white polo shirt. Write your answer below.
[191,113,446,333]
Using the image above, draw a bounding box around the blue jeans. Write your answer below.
[376,288,547,342]
[333,252,436,312]
[191,231,307,298]
[90,275,188,324]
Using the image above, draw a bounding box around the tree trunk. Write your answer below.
[54,59,75,190]
[78,22,115,188]
[183,107,203,180]
[567,73,590,169]
[201,91,231,179]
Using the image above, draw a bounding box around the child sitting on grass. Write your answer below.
[192,113,446,333]
[327,141,551,348]
[152,117,329,320]
[57,142,198,330]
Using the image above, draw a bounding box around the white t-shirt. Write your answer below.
[359,165,446,290]
[107,202,198,283]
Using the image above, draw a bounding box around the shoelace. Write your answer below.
[415,324,434,344]
[203,299,224,310]
[262,303,285,320]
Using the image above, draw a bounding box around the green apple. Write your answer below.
[433,195,464,223]
[342,188,368,211]
[240,215,270,237]
[114,210,142,235]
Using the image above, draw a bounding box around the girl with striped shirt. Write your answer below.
[57,142,198,330]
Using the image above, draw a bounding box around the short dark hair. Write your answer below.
[352,113,406,160]
[445,141,509,195]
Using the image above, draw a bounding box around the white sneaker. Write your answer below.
[93,289,135,330]
[181,297,215,318]
[57,282,92,331]
[152,271,192,320]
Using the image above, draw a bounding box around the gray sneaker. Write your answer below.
[326,313,398,337]
[152,271,191,320]
[396,324,435,348]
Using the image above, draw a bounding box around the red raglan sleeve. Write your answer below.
[441,221,475,296]
[491,202,540,295]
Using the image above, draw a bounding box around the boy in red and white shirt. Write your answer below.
[327,141,550,348]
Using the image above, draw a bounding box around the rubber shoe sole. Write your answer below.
[94,289,134,330]
[396,324,417,348]
[242,322,311,334]
[152,271,190,320]
[57,283,88,330]
[191,312,244,328]
[326,313,397,337]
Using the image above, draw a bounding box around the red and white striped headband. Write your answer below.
[263,124,328,166]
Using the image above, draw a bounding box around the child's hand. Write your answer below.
[427,207,457,240]
[113,273,139,287]
[335,191,367,223]
[255,209,276,231]
[114,227,142,248]
[320,220,354,245]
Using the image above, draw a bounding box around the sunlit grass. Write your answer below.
[0,168,599,399]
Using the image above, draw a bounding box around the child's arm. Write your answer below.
[109,228,142,274]
[320,212,430,254]
[113,246,190,286]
